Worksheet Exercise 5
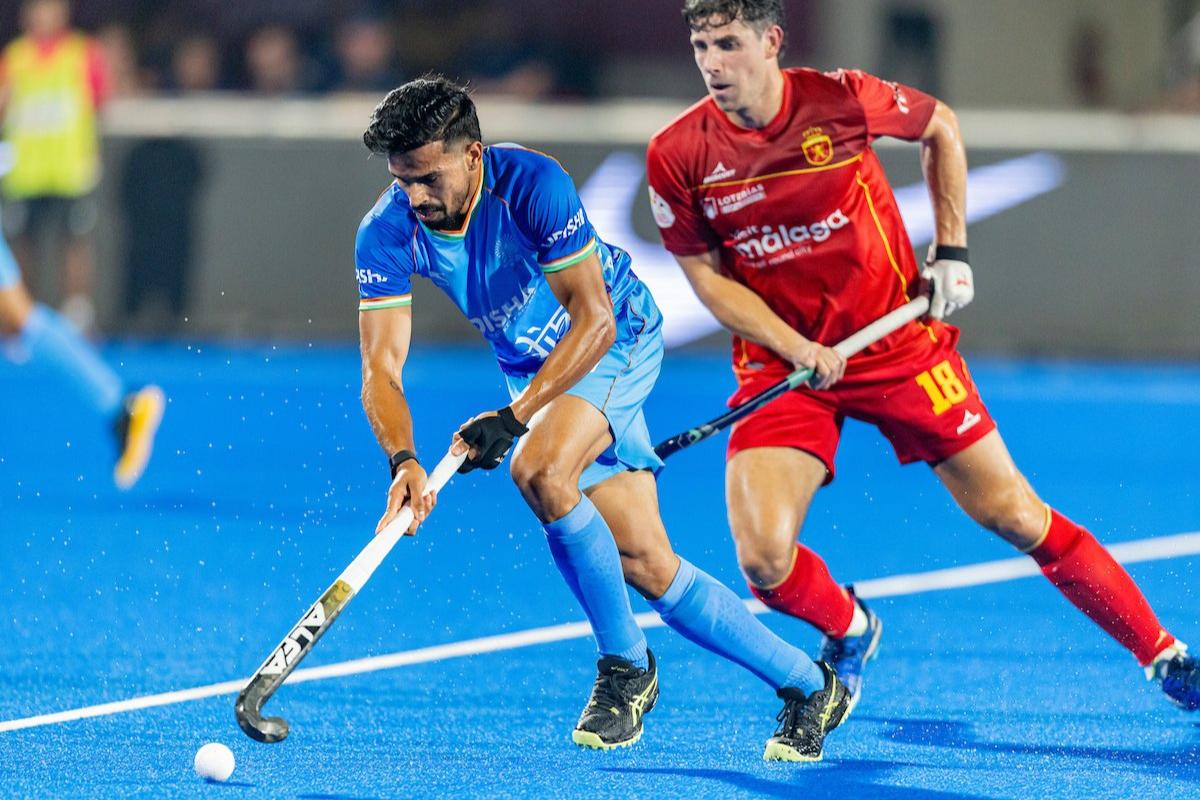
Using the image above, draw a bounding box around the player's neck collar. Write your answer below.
[421,158,485,241]
[717,68,790,138]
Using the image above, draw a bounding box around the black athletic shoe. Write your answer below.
[1154,651,1200,711]
[817,587,882,715]
[571,650,658,750]
[764,661,851,762]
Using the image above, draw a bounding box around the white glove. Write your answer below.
[922,245,974,320]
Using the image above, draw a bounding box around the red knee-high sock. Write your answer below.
[750,544,855,638]
[1031,509,1175,665]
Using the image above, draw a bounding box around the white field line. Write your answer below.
[2,530,1197,734]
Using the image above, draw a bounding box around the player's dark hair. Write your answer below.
[682,0,786,39]
[362,75,481,156]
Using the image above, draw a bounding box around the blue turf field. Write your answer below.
[2,343,1199,799]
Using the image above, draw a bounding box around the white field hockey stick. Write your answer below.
[235,448,466,743]
[654,295,931,458]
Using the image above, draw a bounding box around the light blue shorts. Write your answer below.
[504,281,665,490]
[0,208,19,290]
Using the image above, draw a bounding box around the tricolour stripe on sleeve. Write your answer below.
[358,294,413,311]
[540,238,597,273]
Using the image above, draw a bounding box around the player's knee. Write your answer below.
[736,536,794,589]
[510,453,574,514]
[973,488,1044,546]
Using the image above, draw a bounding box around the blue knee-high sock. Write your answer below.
[14,305,123,418]
[650,558,824,695]
[543,496,649,669]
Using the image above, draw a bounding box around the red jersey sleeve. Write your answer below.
[645,136,720,257]
[828,69,937,142]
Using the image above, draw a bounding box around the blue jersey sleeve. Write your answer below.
[355,214,415,311]
[516,156,599,273]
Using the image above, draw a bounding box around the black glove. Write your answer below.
[457,406,529,473]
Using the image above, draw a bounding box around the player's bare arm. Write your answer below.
[359,303,435,535]
[920,101,967,247]
[674,249,845,388]
[451,250,616,461]
[919,100,975,319]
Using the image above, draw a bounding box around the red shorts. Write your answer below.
[726,331,996,482]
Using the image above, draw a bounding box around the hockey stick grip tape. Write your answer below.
[342,449,466,590]
[831,295,930,360]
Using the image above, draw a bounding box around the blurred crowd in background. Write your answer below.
[0,0,625,100]
[0,0,1196,105]
[2,0,1200,338]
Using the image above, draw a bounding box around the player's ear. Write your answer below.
[763,24,784,59]
[463,140,484,171]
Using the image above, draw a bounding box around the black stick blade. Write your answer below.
[235,677,289,742]
[234,579,355,743]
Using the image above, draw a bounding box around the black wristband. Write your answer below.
[388,449,418,479]
[934,245,969,263]
[496,406,529,436]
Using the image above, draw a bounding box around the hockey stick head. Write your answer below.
[235,677,289,743]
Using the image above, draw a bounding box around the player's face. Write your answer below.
[388,140,483,231]
[689,17,784,112]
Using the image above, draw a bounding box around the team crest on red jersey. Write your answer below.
[801,126,834,166]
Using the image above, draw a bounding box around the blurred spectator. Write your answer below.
[1070,21,1109,107]
[330,14,402,93]
[244,24,305,95]
[119,136,204,333]
[0,0,108,332]
[95,23,141,97]
[170,34,221,93]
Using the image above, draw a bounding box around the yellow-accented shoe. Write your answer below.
[764,661,851,763]
[113,385,165,490]
[571,650,658,750]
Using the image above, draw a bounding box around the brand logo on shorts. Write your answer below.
[702,161,736,184]
[956,410,982,435]
[802,127,834,166]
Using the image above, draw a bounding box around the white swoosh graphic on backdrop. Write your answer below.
[580,151,1066,347]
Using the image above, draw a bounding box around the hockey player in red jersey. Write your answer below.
[646,1,1198,755]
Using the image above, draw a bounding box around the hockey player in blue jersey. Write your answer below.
[354,76,854,762]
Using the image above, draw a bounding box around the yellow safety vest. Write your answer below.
[2,33,100,198]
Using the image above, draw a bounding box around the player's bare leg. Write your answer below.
[509,394,613,524]
[584,470,678,600]
[726,446,882,708]
[726,446,824,589]
[936,429,1197,709]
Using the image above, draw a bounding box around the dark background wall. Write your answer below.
[89,134,1200,357]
